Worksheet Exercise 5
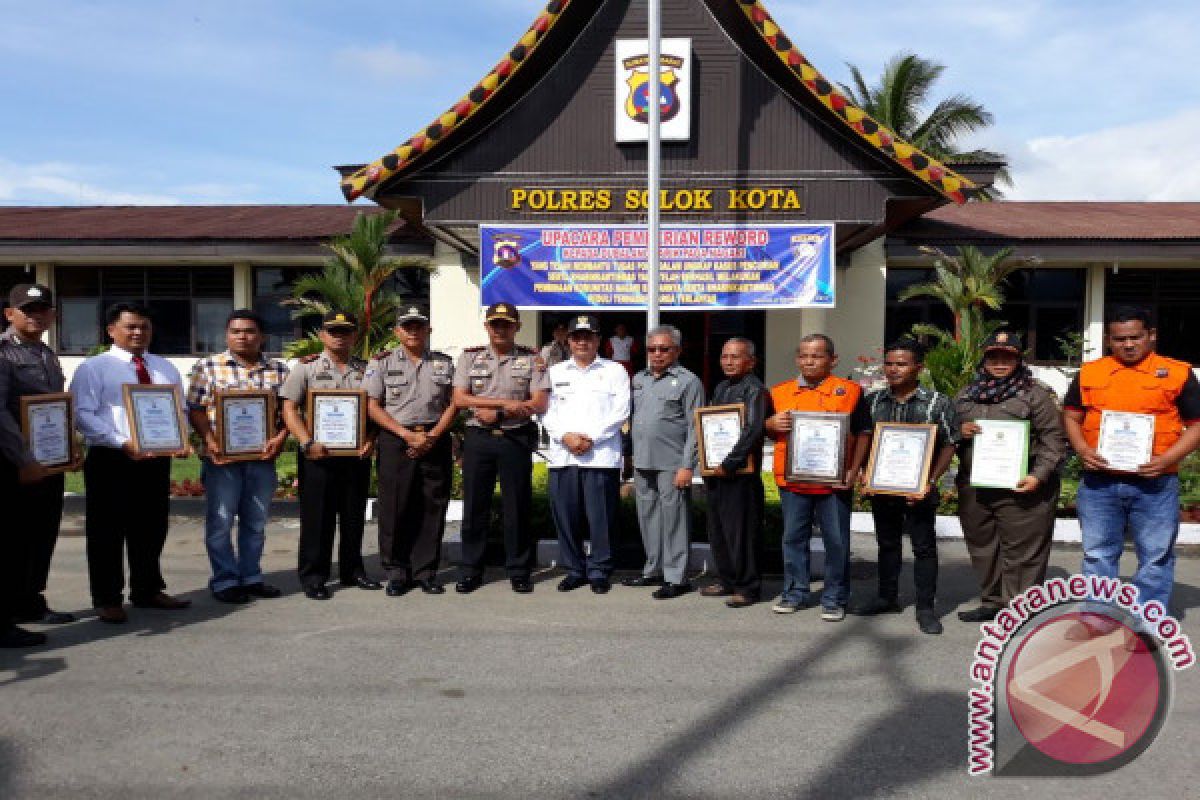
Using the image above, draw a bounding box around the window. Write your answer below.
[0,267,35,308]
[1106,269,1200,365]
[885,267,1086,363]
[54,266,233,355]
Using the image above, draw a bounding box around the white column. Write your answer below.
[35,263,56,349]
[429,241,484,357]
[1083,263,1107,360]
[232,261,253,309]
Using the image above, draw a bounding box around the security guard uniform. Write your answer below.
[279,313,373,591]
[454,306,550,584]
[364,309,455,588]
[0,284,70,628]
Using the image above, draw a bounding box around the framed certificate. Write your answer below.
[307,389,367,456]
[863,422,937,496]
[784,411,849,484]
[695,403,754,477]
[123,384,187,455]
[19,392,77,473]
[214,389,275,461]
[969,419,1030,489]
[1098,410,1155,472]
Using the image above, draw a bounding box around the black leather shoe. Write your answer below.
[16,609,75,624]
[416,578,445,595]
[849,597,902,616]
[347,575,383,591]
[652,582,692,600]
[213,587,250,604]
[621,574,663,587]
[385,580,410,597]
[511,577,534,594]
[557,575,588,592]
[304,584,331,601]
[0,625,47,648]
[590,579,611,594]
[957,605,1001,623]
[455,576,483,594]
[917,609,944,635]
[244,583,282,599]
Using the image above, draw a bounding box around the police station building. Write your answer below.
[2,0,1199,387]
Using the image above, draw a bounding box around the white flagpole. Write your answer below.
[646,0,662,330]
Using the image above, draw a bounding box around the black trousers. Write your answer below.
[296,454,371,587]
[549,466,619,580]
[704,473,763,597]
[869,493,939,609]
[84,447,171,607]
[376,430,452,582]
[458,424,537,579]
[0,459,65,623]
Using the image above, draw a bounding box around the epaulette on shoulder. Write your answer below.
[516,345,536,355]
[1032,378,1059,398]
[370,349,393,362]
[463,345,486,353]
[431,350,452,360]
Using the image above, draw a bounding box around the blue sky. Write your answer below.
[2,0,1197,205]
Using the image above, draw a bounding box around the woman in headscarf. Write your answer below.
[954,331,1066,622]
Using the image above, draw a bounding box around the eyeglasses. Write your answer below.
[646,346,675,353]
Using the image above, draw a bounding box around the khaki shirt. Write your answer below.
[954,381,1067,486]
[279,352,368,406]
[364,349,454,426]
[453,344,550,430]
[0,328,66,467]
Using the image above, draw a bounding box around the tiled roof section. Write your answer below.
[732,0,978,205]
[340,0,575,203]
[897,203,1200,241]
[0,205,413,241]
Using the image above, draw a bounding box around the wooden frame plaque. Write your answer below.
[863,422,938,497]
[784,411,850,484]
[122,383,188,456]
[214,389,276,461]
[306,389,367,456]
[694,403,755,477]
[19,392,78,473]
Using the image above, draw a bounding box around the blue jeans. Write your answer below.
[201,460,277,593]
[779,490,851,608]
[1077,472,1179,610]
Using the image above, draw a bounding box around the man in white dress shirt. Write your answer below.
[542,314,630,594]
[70,303,191,624]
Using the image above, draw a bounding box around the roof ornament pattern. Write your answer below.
[732,0,978,204]
[340,0,574,202]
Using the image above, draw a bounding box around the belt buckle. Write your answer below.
[412,425,426,432]
[491,429,504,437]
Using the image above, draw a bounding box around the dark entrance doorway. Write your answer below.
[537,310,765,390]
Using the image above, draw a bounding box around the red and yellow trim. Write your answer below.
[734,0,977,204]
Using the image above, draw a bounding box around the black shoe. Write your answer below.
[511,577,534,594]
[652,582,692,600]
[346,575,383,591]
[917,609,943,635]
[213,587,250,604]
[385,580,410,597]
[621,574,663,587]
[244,583,282,599]
[455,576,483,594]
[957,605,1001,623]
[16,609,75,625]
[416,578,445,595]
[590,579,612,594]
[304,584,331,601]
[849,597,902,616]
[0,625,47,648]
[558,575,588,592]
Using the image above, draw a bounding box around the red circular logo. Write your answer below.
[1006,612,1161,766]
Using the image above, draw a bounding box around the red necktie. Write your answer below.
[132,354,153,385]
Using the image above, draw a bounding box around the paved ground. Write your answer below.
[3,518,1200,799]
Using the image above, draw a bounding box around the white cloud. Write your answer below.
[334,43,435,82]
[0,160,179,205]
[1007,107,1200,201]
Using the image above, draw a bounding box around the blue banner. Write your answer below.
[479,223,834,310]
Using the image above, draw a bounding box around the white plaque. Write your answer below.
[969,419,1030,490]
[1098,410,1155,472]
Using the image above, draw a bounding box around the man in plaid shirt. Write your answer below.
[187,309,290,604]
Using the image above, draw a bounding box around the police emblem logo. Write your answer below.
[28,287,42,297]
[789,233,821,261]
[997,332,1009,343]
[577,316,589,325]
[492,236,522,269]
[1157,368,1169,378]
[834,387,846,396]
[623,53,683,124]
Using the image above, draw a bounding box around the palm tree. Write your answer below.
[841,52,1010,194]
[282,210,434,360]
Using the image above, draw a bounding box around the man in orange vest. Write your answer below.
[765,334,863,620]
[1063,306,1200,610]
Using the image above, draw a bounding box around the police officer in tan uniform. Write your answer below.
[365,305,457,596]
[452,303,550,594]
[280,311,380,600]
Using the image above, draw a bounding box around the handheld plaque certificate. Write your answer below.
[864,422,937,496]
[784,411,849,484]
[307,389,367,456]
[969,419,1030,489]
[1098,410,1155,472]
[20,392,77,473]
[123,384,187,455]
[215,389,275,461]
[695,403,754,477]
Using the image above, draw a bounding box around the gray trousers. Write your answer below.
[634,468,691,584]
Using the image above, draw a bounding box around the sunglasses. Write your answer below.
[646,345,675,353]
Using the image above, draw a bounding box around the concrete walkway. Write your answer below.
[2,520,1199,799]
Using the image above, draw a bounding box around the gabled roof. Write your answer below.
[340,0,981,205]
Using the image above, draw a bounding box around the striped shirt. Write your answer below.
[851,385,958,448]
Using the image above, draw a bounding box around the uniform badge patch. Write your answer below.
[1157,368,1169,378]
[834,387,846,396]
